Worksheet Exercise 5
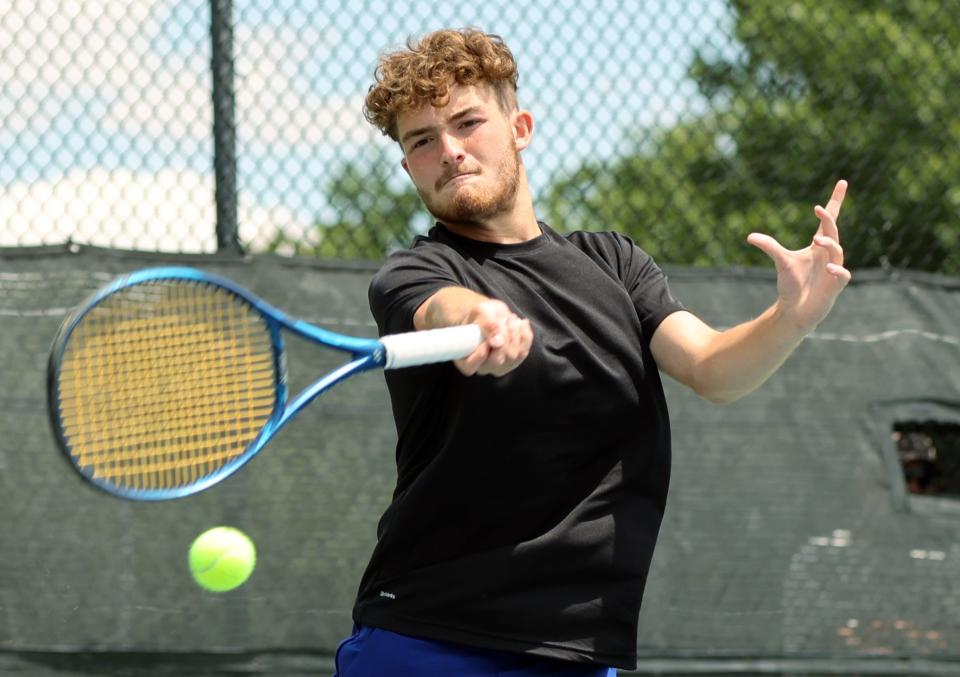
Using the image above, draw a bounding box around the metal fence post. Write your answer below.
[211,0,241,254]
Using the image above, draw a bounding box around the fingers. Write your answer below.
[455,342,491,376]
[813,233,844,266]
[816,179,846,241]
[824,179,847,223]
[826,262,852,286]
[814,203,841,243]
[746,232,790,270]
[456,318,532,377]
[454,301,533,377]
[752,179,847,256]
[751,230,850,288]
[476,317,533,377]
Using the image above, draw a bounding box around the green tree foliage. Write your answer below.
[545,1,960,272]
[268,160,423,260]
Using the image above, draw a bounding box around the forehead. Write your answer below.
[396,83,500,135]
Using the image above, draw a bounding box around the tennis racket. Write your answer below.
[47,266,482,501]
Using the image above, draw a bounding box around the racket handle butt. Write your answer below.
[381,324,483,369]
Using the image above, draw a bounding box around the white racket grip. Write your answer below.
[380,324,484,369]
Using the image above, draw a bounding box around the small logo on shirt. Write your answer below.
[379,590,396,600]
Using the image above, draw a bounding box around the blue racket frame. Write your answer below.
[48,266,387,501]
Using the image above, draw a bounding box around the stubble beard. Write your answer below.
[420,149,521,228]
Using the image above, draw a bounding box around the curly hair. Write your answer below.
[364,28,519,142]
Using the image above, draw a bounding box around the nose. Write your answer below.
[439,132,465,165]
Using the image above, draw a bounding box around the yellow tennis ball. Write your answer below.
[188,526,256,593]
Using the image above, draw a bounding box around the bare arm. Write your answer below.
[651,180,852,404]
[413,286,534,377]
[651,307,806,403]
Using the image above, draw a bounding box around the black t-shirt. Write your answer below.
[353,222,684,670]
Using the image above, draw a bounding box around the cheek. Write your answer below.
[476,129,514,162]
[405,157,435,186]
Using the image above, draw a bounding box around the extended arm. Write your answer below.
[651,180,852,404]
[414,286,534,377]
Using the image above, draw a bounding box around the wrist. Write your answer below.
[770,300,817,337]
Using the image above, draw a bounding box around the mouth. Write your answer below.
[442,172,477,188]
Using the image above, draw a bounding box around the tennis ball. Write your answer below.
[188,526,256,593]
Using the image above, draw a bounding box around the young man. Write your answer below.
[334,29,850,676]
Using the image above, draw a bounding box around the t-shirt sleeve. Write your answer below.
[610,233,685,340]
[368,245,463,336]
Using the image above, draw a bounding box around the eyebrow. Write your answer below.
[400,106,483,145]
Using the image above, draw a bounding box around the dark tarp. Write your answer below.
[1,246,958,675]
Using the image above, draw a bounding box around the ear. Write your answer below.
[511,109,534,152]
[400,157,410,175]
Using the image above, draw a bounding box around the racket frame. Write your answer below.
[47,266,389,501]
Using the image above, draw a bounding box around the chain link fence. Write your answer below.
[2,0,958,273]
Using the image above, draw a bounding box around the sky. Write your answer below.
[0,0,735,251]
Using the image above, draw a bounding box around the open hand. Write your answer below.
[746,180,852,333]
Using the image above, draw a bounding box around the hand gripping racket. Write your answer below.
[47,267,481,500]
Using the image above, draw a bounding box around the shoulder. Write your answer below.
[367,229,471,334]
[562,229,655,272]
[564,229,647,255]
[370,230,467,290]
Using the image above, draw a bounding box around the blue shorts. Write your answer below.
[333,625,616,677]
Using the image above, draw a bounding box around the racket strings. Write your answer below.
[56,280,277,491]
